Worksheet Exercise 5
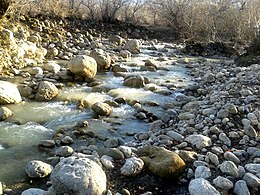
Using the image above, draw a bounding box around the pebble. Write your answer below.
[233,180,250,195]
[189,178,220,195]
[247,147,260,157]
[101,155,114,170]
[55,146,74,157]
[120,157,144,177]
[245,163,260,174]
[219,161,239,178]
[243,172,260,188]
[21,188,46,195]
[104,138,119,148]
[213,176,233,190]
[185,134,212,149]
[166,131,184,142]
[223,151,240,164]
[195,166,211,179]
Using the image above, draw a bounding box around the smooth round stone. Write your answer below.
[21,188,46,195]
[245,163,260,174]
[55,146,74,157]
[189,178,220,195]
[207,152,219,166]
[195,166,211,179]
[104,138,119,148]
[243,172,260,188]
[38,140,56,147]
[224,151,240,164]
[213,176,233,190]
[120,157,144,177]
[25,160,53,178]
[219,161,239,178]
[100,155,114,170]
[233,180,250,195]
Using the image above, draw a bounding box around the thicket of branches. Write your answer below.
[0,0,260,43]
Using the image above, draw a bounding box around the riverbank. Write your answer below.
[0,16,260,195]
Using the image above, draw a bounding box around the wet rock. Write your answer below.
[90,49,111,70]
[109,35,124,45]
[38,140,55,147]
[0,106,13,120]
[61,136,74,145]
[195,166,211,179]
[243,172,260,188]
[25,160,53,178]
[91,102,112,116]
[50,156,106,195]
[120,50,131,59]
[123,75,145,88]
[213,176,233,190]
[189,178,220,195]
[104,138,119,148]
[0,81,22,104]
[120,157,144,177]
[185,135,212,149]
[234,180,250,195]
[124,39,140,54]
[112,65,129,72]
[68,55,97,79]
[43,61,61,73]
[55,146,74,157]
[145,58,157,69]
[35,81,59,101]
[21,188,46,195]
[101,155,114,170]
[219,161,239,178]
[137,146,186,179]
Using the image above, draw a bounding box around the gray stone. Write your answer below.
[124,39,140,54]
[224,152,240,164]
[219,161,239,178]
[28,67,43,75]
[195,166,211,179]
[189,178,220,195]
[233,180,250,195]
[166,131,184,142]
[43,62,61,73]
[207,152,219,166]
[38,140,55,147]
[243,172,260,188]
[247,147,260,157]
[55,146,73,157]
[217,109,229,119]
[203,73,215,83]
[244,125,257,138]
[213,176,233,190]
[104,138,119,148]
[91,102,112,116]
[0,81,22,104]
[21,188,46,195]
[0,106,13,120]
[219,133,231,146]
[68,55,97,79]
[123,75,145,88]
[25,160,53,178]
[185,134,212,149]
[100,155,114,170]
[90,49,111,70]
[50,156,106,195]
[120,157,144,177]
[245,163,260,174]
[35,81,59,101]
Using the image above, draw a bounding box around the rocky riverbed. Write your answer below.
[0,17,260,195]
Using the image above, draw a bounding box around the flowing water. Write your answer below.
[0,43,194,185]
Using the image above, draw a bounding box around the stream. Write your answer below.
[0,42,195,185]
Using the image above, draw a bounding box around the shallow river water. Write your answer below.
[0,43,195,184]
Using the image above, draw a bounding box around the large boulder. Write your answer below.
[50,156,107,195]
[124,39,141,54]
[35,81,59,101]
[0,81,22,104]
[25,160,53,178]
[90,49,111,70]
[123,75,145,88]
[137,146,186,179]
[91,102,112,116]
[68,55,97,79]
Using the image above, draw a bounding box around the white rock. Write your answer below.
[243,172,260,188]
[219,161,239,178]
[21,188,46,195]
[120,157,144,177]
[124,39,140,54]
[25,160,53,178]
[189,178,220,195]
[233,180,250,195]
[0,181,2,195]
[213,176,233,190]
[0,106,13,120]
[0,81,22,104]
[195,166,211,179]
[50,156,106,195]
[185,134,212,149]
[101,155,114,170]
[90,49,111,69]
[118,146,132,158]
